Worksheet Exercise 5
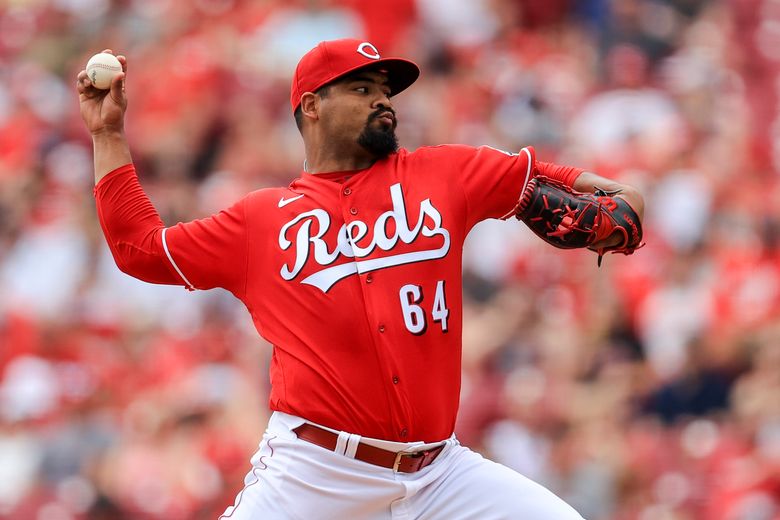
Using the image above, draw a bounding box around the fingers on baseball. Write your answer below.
[112,72,125,89]
[76,71,95,94]
[109,72,127,103]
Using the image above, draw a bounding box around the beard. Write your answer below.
[357,110,399,158]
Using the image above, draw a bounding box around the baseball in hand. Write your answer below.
[85,52,122,90]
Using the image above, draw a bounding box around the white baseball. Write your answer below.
[85,53,122,90]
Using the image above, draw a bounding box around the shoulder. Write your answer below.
[390,145,476,169]
[401,144,471,159]
[244,186,287,202]
[239,186,298,212]
[400,144,533,162]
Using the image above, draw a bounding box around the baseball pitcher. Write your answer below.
[76,39,644,519]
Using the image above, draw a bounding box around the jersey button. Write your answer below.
[343,187,352,195]
[350,207,358,215]
[400,429,408,438]
[392,376,399,384]
[366,274,373,283]
[378,324,385,333]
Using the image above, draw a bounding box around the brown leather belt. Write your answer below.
[292,423,445,473]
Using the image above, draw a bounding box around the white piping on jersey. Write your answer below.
[500,146,533,220]
[161,228,196,291]
[518,147,533,196]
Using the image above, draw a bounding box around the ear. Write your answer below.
[300,92,320,123]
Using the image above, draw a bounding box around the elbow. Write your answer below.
[113,252,140,278]
[107,239,168,282]
[111,247,151,279]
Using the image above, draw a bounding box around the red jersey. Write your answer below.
[94,144,582,442]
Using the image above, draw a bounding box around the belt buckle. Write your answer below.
[392,449,424,473]
[392,450,407,473]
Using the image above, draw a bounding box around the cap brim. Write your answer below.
[324,57,420,97]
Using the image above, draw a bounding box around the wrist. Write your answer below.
[92,130,132,184]
[92,128,126,141]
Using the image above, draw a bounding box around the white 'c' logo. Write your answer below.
[357,42,381,60]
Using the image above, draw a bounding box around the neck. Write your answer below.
[305,157,377,174]
[302,131,380,174]
[304,148,378,174]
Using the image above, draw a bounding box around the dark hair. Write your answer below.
[294,84,330,132]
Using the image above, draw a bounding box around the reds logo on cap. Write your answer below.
[356,42,381,60]
[290,38,420,113]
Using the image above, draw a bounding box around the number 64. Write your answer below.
[399,280,449,335]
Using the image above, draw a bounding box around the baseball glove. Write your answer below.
[510,176,643,265]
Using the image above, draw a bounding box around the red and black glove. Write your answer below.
[510,176,644,265]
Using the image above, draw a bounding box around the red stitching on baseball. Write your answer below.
[88,63,121,70]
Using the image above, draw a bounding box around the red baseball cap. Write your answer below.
[290,39,420,113]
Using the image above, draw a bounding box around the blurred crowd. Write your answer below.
[1,0,779,518]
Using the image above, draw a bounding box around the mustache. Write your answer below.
[367,108,396,125]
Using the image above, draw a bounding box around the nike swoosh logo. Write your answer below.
[278,194,304,208]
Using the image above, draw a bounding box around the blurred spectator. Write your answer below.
[1,1,780,518]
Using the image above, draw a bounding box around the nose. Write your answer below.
[373,92,393,111]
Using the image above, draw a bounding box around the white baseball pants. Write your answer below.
[219,412,585,520]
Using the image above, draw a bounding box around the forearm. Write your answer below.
[92,130,133,184]
[533,162,645,220]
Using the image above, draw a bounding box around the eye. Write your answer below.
[355,86,369,93]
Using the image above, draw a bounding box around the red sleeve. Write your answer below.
[94,163,248,296]
[94,164,181,286]
[164,197,248,296]
[534,161,584,187]
[439,145,536,229]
